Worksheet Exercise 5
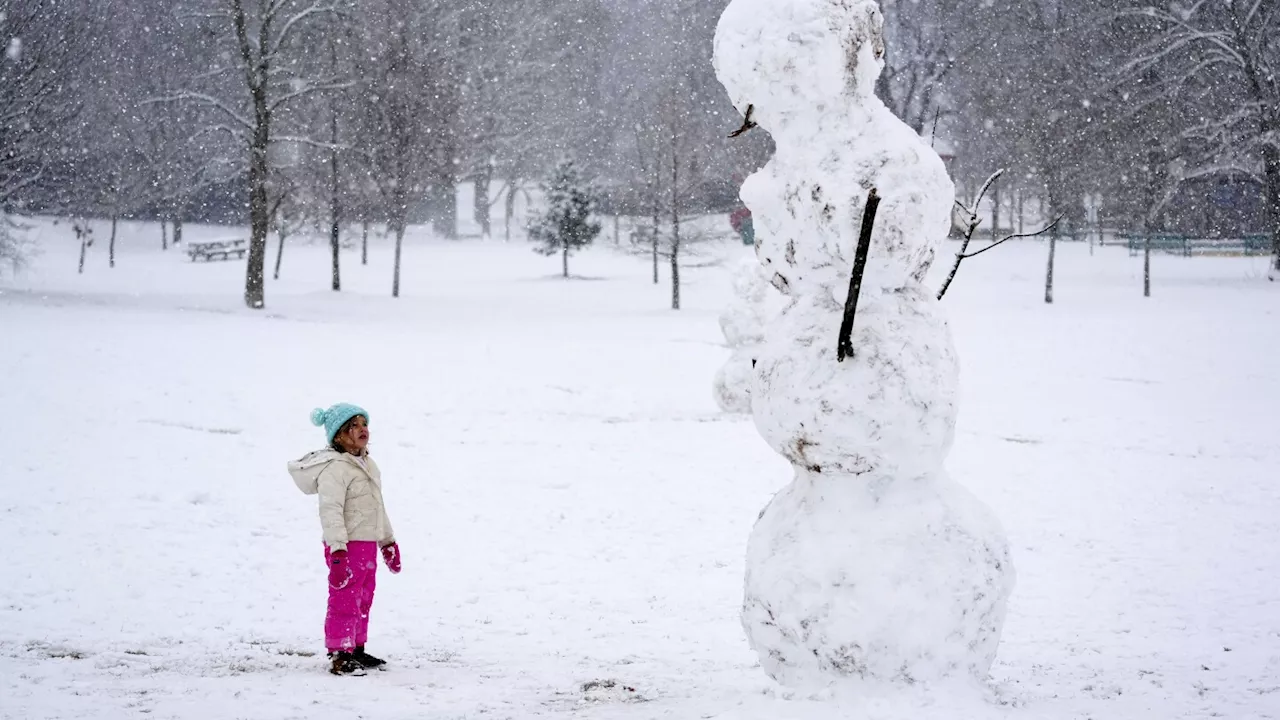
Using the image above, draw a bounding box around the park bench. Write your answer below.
[1121,232,1272,257]
[187,238,247,262]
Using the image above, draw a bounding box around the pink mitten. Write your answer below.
[381,543,401,574]
[328,549,352,589]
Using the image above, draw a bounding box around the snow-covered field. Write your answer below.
[1,218,1278,719]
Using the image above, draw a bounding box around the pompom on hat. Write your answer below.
[311,403,369,445]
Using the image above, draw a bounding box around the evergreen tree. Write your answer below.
[527,160,601,278]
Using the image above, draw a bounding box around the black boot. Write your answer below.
[352,645,387,669]
[328,651,367,676]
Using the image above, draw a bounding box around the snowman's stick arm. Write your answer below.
[961,214,1064,260]
[837,188,881,362]
[937,168,1006,301]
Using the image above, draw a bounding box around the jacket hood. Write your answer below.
[287,448,344,495]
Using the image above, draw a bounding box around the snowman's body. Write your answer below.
[713,0,1015,689]
[714,259,773,414]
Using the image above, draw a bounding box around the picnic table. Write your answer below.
[187,238,247,262]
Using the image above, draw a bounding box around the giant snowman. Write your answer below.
[713,0,1016,689]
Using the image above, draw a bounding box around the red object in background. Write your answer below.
[730,206,752,232]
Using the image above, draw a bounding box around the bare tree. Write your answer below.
[171,0,349,308]
[951,1,1119,239]
[619,3,728,309]
[876,0,992,133]
[629,83,710,309]
[116,1,236,251]
[604,0,765,236]
[457,2,556,240]
[1117,1,1280,273]
[349,0,456,297]
[0,0,94,268]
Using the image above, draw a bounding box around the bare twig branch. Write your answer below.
[936,168,1006,301]
[961,213,1065,259]
[268,78,354,113]
[274,135,351,152]
[143,92,254,132]
[970,169,1005,218]
[268,1,340,60]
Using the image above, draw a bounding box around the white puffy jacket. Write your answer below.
[287,449,395,552]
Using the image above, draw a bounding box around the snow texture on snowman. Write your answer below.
[713,0,1016,690]
[713,258,775,414]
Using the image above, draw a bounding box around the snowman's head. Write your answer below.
[714,0,885,130]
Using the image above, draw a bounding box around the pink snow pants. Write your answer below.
[324,541,378,653]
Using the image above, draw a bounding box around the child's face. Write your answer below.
[338,415,370,454]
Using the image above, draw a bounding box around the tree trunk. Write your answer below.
[1263,143,1280,274]
[78,239,87,274]
[991,179,1000,243]
[562,244,569,278]
[244,122,271,309]
[614,215,620,245]
[233,0,269,309]
[1017,191,1024,235]
[651,201,661,285]
[474,165,492,240]
[670,142,681,310]
[431,179,458,240]
[329,113,341,292]
[273,226,286,280]
[392,220,405,298]
[652,232,660,285]
[361,220,369,266]
[670,231,680,310]
[329,218,340,290]
[1045,231,1057,304]
[1143,234,1151,297]
[161,219,168,251]
[108,216,117,268]
[505,179,517,242]
[173,218,183,246]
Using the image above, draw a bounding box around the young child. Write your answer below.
[287,402,401,676]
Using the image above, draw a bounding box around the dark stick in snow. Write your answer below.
[728,104,757,138]
[837,188,880,362]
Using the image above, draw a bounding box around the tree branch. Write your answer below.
[267,78,354,112]
[274,134,351,152]
[937,168,1006,301]
[143,92,254,132]
[961,214,1065,259]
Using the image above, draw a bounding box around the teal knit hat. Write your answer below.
[310,403,370,445]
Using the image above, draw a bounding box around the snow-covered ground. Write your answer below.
[1,217,1278,719]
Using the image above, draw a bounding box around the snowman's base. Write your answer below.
[742,469,1015,690]
[726,677,1009,720]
